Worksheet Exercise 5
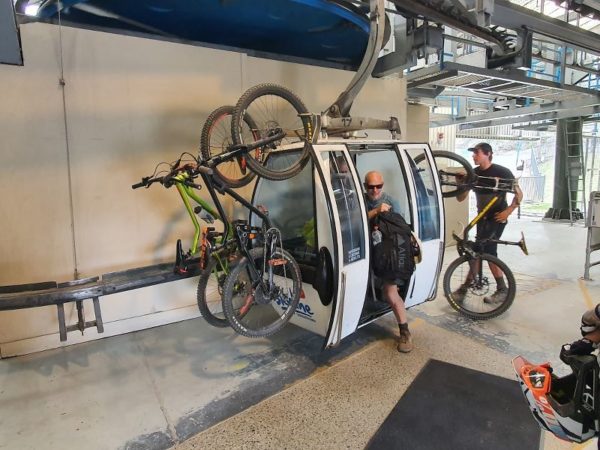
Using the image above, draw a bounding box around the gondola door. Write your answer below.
[312,145,370,348]
[397,144,445,306]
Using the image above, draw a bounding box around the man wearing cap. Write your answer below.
[455,142,523,304]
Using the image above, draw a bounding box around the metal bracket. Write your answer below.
[319,0,401,139]
[324,0,386,119]
[57,297,104,342]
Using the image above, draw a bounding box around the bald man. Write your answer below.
[364,170,412,353]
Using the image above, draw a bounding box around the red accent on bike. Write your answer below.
[239,293,254,316]
[268,258,287,266]
[300,289,305,299]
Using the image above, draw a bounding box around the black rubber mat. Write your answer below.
[366,359,541,450]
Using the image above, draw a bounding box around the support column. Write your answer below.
[546,117,583,219]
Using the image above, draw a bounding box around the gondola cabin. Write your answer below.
[251,141,445,348]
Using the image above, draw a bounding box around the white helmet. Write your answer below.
[512,349,598,443]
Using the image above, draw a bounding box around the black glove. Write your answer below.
[565,338,595,356]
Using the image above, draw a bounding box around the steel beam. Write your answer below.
[430,96,600,128]
[456,105,600,129]
[493,0,600,56]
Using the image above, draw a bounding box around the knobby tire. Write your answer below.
[200,105,257,188]
[429,150,476,198]
[196,254,228,328]
[231,84,311,181]
[443,253,516,320]
[222,247,301,338]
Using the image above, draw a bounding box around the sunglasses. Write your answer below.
[365,183,383,190]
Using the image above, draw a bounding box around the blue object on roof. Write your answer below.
[34,0,371,67]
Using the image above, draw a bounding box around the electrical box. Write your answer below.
[587,192,600,227]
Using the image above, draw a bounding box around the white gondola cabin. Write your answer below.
[251,140,445,348]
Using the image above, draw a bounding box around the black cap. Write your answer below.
[468,142,493,154]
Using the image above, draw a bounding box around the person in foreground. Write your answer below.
[455,142,523,305]
[565,304,600,356]
[364,170,413,353]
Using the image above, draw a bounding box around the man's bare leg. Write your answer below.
[383,282,412,352]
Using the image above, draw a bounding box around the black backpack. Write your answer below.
[371,211,416,281]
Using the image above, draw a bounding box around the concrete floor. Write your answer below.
[1,217,599,450]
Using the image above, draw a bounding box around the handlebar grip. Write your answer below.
[132,181,146,189]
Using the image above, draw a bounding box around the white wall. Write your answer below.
[0,23,408,356]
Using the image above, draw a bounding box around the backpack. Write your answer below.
[371,211,418,281]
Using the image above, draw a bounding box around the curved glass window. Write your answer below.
[253,150,316,266]
[405,148,440,241]
[326,152,364,264]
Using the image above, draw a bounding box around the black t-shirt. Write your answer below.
[473,164,515,219]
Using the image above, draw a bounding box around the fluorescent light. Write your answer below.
[24,4,40,16]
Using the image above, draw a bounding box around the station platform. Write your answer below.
[0,217,596,449]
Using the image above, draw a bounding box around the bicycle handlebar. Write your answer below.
[449,173,517,194]
[132,163,213,190]
[132,179,149,189]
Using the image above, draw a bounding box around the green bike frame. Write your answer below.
[173,172,222,255]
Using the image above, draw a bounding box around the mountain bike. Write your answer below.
[133,133,302,337]
[199,105,260,189]
[132,154,233,327]
[428,151,528,319]
[228,83,314,181]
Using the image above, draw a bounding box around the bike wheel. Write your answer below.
[196,254,228,328]
[443,253,516,320]
[222,247,301,338]
[430,150,476,198]
[200,105,258,188]
[231,84,311,181]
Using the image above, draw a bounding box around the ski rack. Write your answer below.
[0,259,202,341]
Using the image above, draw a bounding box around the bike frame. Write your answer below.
[198,168,280,295]
[457,176,520,249]
[173,171,222,256]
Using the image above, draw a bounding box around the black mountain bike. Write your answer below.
[429,151,528,319]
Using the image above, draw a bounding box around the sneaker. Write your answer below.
[451,285,468,303]
[483,290,507,305]
[397,331,413,353]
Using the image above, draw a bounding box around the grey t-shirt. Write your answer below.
[365,192,400,214]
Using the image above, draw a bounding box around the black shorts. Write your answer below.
[474,219,506,256]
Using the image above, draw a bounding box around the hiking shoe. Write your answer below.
[451,285,468,303]
[397,331,413,353]
[483,290,507,305]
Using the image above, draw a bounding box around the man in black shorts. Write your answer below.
[364,170,413,353]
[455,142,523,304]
